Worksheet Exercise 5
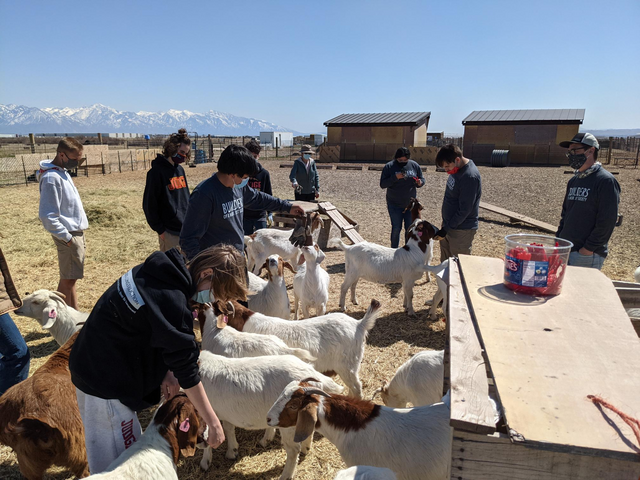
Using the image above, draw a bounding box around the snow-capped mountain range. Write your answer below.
[0,103,300,135]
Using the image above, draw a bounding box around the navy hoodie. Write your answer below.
[379,159,425,208]
[244,162,273,220]
[70,249,199,411]
[142,155,190,235]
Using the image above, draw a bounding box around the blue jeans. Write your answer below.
[0,312,30,395]
[568,251,605,270]
[387,202,413,249]
[243,217,268,235]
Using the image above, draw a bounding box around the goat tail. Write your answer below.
[357,299,383,336]
[332,239,350,251]
[318,375,345,395]
[288,347,317,364]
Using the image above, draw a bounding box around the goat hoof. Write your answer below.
[200,459,211,471]
[258,438,269,447]
[225,449,238,460]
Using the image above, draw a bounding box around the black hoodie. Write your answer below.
[143,155,190,235]
[70,249,199,411]
[244,162,273,220]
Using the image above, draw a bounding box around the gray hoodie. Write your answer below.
[38,160,89,242]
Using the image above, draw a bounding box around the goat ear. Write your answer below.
[293,403,317,443]
[283,261,295,274]
[216,314,229,329]
[258,261,268,277]
[297,254,306,266]
[176,410,198,459]
[41,306,57,329]
[15,416,59,447]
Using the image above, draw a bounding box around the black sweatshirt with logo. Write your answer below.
[70,249,199,411]
[244,162,273,220]
[557,166,620,257]
[143,155,190,235]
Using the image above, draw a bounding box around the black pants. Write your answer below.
[294,192,316,202]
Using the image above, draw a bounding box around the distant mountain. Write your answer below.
[0,103,301,135]
[582,128,640,138]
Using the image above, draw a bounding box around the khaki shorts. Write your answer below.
[440,229,477,262]
[159,231,180,252]
[52,232,85,280]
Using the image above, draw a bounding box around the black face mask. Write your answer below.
[64,154,79,169]
[567,153,588,170]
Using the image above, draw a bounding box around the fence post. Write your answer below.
[98,133,103,144]
[130,151,134,171]
[101,152,105,175]
[607,137,613,165]
[275,137,279,157]
[635,139,639,168]
[22,158,28,186]
[118,151,122,173]
[29,134,36,154]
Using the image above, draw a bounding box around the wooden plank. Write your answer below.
[457,255,640,457]
[318,202,336,212]
[479,201,557,233]
[631,318,640,337]
[279,163,294,168]
[368,165,385,171]
[345,229,364,244]
[316,164,334,170]
[564,170,619,175]
[335,165,363,171]
[448,259,496,434]
[612,280,640,289]
[451,430,640,479]
[617,287,640,309]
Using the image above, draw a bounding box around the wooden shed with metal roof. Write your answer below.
[462,109,585,165]
[323,112,431,162]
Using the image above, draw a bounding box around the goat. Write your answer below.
[293,244,330,319]
[334,466,398,480]
[0,332,89,479]
[423,259,449,320]
[219,299,382,399]
[197,352,343,479]
[15,289,87,346]
[197,303,315,363]
[86,393,206,479]
[338,219,439,316]
[635,265,640,283]
[248,254,294,319]
[248,271,267,293]
[403,197,433,282]
[267,380,452,480]
[245,212,324,274]
[371,350,444,408]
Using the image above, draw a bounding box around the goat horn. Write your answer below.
[226,301,235,317]
[302,387,331,398]
[52,290,67,300]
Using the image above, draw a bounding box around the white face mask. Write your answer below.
[192,289,214,304]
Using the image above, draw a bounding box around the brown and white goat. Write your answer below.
[267,380,452,480]
[86,393,206,479]
[0,332,89,479]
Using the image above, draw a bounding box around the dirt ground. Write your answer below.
[0,158,637,479]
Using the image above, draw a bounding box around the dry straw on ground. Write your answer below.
[0,159,637,479]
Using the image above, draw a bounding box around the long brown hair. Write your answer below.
[163,128,191,160]
[187,245,248,302]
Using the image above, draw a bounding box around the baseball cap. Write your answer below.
[559,132,599,150]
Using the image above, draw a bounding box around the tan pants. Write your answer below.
[439,229,477,262]
[158,231,180,252]
[52,232,85,280]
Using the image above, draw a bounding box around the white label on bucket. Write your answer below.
[521,260,549,287]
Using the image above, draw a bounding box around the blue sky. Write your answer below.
[1,0,638,134]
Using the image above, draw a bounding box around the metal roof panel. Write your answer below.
[462,109,585,124]
[324,112,431,126]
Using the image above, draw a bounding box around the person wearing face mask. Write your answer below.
[69,244,243,474]
[434,144,482,261]
[557,133,620,270]
[37,137,89,310]
[380,147,426,248]
[243,139,274,234]
[180,144,305,260]
[289,144,320,201]
[143,128,192,252]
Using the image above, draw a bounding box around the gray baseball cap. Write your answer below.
[559,132,599,150]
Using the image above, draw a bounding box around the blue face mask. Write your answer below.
[234,177,249,189]
[303,154,311,160]
[192,289,214,304]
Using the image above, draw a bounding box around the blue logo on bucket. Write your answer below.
[505,256,549,288]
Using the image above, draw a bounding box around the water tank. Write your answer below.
[491,149,510,167]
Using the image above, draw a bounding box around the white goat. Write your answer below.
[338,219,439,316]
[198,351,343,480]
[372,350,444,408]
[635,265,640,283]
[424,259,449,320]
[197,303,315,363]
[293,245,330,319]
[245,212,324,274]
[248,271,267,293]
[248,254,293,319]
[334,466,398,480]
[222,299,382,398]
[15,289,87,345]
[86,393,206,479]
[268,380,452,480]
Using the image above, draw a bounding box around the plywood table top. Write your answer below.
[457,254,640,459]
